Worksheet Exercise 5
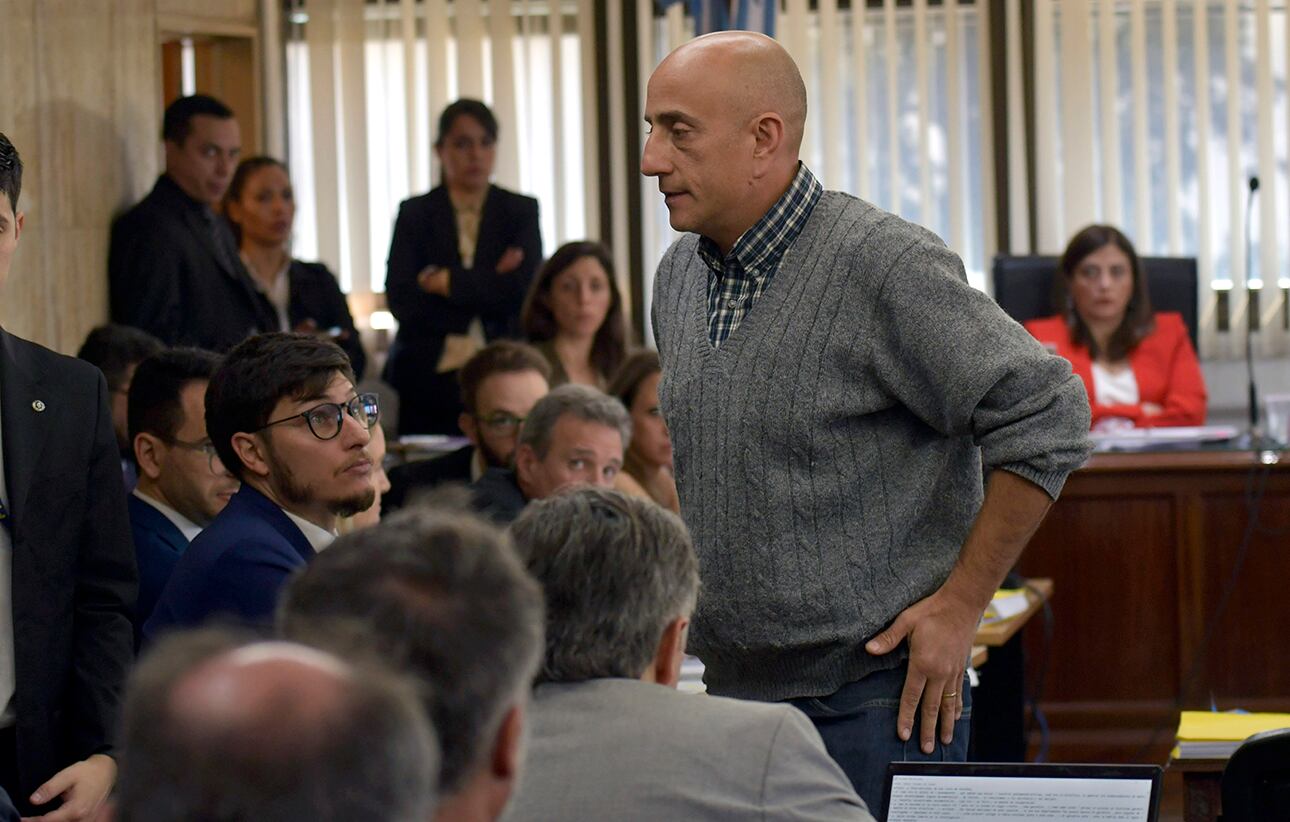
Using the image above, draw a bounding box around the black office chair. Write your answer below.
[991,255,1200,352]
[1220,728,1290,822]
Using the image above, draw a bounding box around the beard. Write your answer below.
[270,445,376,519]
[478,437,513,469]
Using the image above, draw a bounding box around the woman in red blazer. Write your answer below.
[1024,224,1207,428]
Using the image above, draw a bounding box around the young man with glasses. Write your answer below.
[143,333,380,641]
[127,348,238,640]
[385,340,550,512]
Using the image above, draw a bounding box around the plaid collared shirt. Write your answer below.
[698,163,824,347]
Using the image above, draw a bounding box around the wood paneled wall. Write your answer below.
[0,0,160,354]
[0,0,262,355]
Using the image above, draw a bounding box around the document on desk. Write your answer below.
[886,774,1154,822]
[1089,425,1238,452]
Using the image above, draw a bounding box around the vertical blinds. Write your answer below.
[1021,0,1290,357]
[285,0,597,322]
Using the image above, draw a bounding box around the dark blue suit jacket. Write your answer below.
[143,485,314,642]
[127,494,191,644]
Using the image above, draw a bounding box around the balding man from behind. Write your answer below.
[110,633,439,822]
[643,32,1091,813]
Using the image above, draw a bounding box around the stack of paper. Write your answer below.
[981,588,1030,625]
[1175,711,1290,759]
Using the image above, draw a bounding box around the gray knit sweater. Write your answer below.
[651,192,1092,702]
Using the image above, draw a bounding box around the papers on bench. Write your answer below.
[679,655,707,694]
[1174,711,1290,759]
[1090,425,1239,453]
[981,589,1030,625]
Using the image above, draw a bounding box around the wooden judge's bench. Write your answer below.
[1014,446,1290,764]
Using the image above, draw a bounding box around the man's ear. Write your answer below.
[133,433,166,481]
[514,443,538,485]
[13,210,23,240]
[750,112,786,175]
[491,704,526,781]
[230,432,271,479]
[647,616,689,688]
[459,411,480,445]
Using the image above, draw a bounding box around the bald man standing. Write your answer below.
[644,32,1091,814]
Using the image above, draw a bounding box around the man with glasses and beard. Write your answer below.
[384,340,550,513]
[143,333,380,642]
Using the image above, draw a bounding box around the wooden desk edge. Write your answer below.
[975,578,1053,647]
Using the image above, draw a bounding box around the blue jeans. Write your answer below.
[787,665,972,820]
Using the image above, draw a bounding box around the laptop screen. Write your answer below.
[883,762,1162,822]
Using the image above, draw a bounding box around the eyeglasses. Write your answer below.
[257,393,380,441]
[473,412,525,434]
[162,437,225,475]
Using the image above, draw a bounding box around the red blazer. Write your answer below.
[1024,312,1207,427]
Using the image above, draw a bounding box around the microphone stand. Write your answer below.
[1239,176,1262,450]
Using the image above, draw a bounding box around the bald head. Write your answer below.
[642,32,809,250]
[115,633,439,822]
[661,32,807,150]
[167,642,355,754]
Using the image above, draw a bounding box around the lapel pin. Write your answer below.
[32,400,45,412]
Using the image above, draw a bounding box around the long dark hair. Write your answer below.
[1053,224,1154,362]
[521,241,628,381]
[224,156,288,245]
[607,350,660,412]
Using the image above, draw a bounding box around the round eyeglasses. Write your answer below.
[163,437,226,475]
[473,412,525,435]
[256,393,380,441]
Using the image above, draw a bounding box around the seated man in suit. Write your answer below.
[76,324,164,488]
[127,348,239,638]
[471,383,628,524]
[280,507,543,822]
[506,488,873,822]
[144,332,379,639]
[0,133,136,820]
[385,340,550,513]
[112,631,438,822]
[109,94,277,351]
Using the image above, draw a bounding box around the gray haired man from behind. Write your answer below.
[110,630,439,822]
[279,508,544,822]
[505,488,875,822]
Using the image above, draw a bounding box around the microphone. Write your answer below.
[1244,175,1260,437]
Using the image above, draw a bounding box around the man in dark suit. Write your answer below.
[144,333,379,640]
[75,325,163,460]
[126,348,238,639]
[0,133,136,820]
[109,95,277,352]
[384,340,549,513]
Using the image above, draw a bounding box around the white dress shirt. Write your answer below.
[132,488,202,543]
[283,510,337,553]
[1091,361,1140,407]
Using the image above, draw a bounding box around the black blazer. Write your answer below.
[383,185,541,390]
[108,175,278,352]
[288,260,367,380]
[0,329,136,798]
